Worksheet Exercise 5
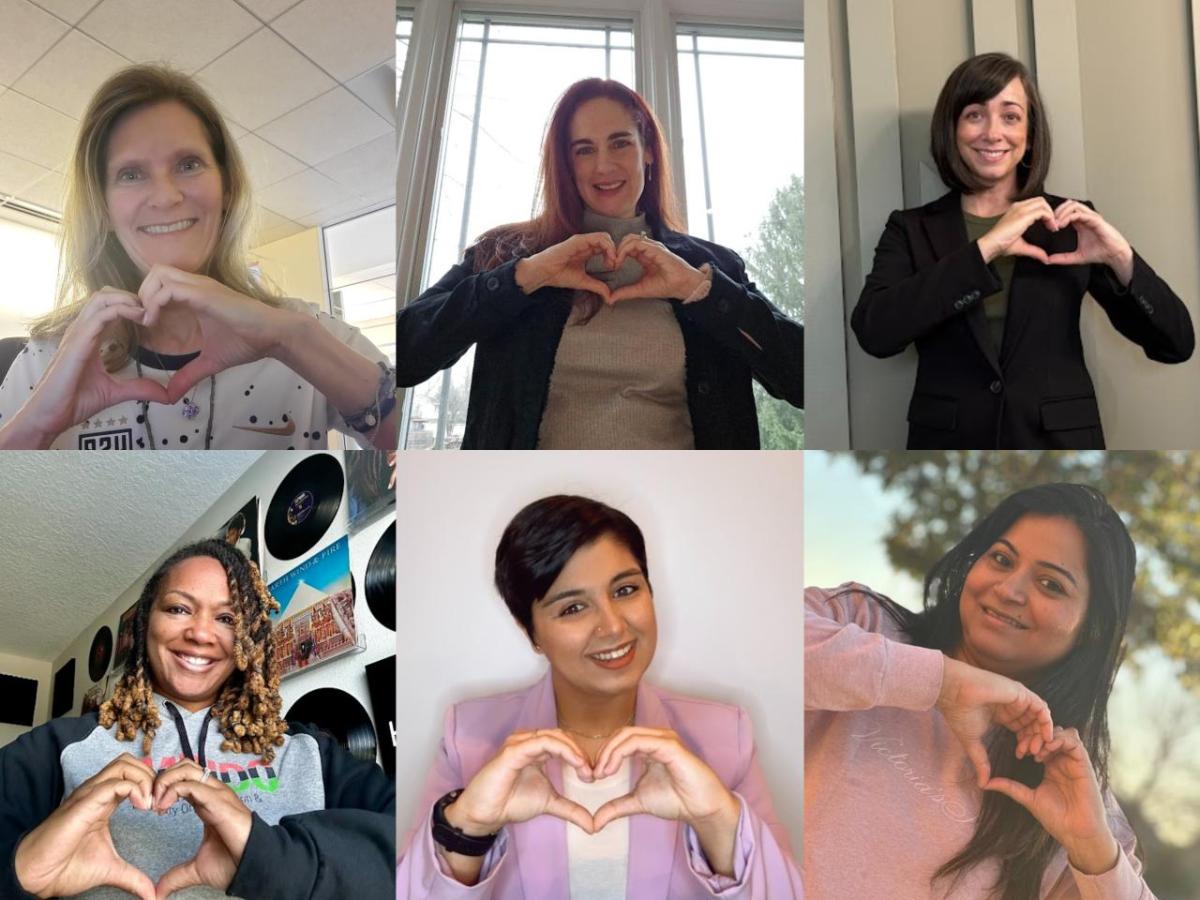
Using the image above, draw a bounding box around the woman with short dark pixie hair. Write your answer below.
[397,494,801,898]
[852,52,1193,450]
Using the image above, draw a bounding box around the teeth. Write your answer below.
[592,643,632,661]
[595,182,624,190]
[177,653,213,666]
[985,607,1024,629]
[141,219,196,234]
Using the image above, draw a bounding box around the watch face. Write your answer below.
[287,490,315,526]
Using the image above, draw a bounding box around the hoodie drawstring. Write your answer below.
[163,701,215,768]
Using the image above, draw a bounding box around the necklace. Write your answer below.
[135,352,216,449]
[557,712,635,741]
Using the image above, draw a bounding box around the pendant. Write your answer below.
[181,398,200,420]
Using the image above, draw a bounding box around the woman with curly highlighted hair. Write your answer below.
[0,539,394,900]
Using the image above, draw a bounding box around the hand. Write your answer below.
[445,729,596,836]
[936,657,1055,788]
[154,759,252,898]
[977,197,1059,264]
[137,264,293,403]
[607,234,708,304]
[1046,200,1134,284]
[985,727,1120,875]
[8,289,170,445]
[14,753,158,900]
[515,233,617,301]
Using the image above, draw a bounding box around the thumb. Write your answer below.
[107,376,170,407]
[155,857,201,899]
[165,357,220,406]
[106,859,157,900]
[1011,239,1049,264]
[544,794,596,835]
[964,740,991,789]
[983,776,1036,810]
[591,793,643,833]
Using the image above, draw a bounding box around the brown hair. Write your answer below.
[30,64,280,368]
[471,78,684,318]
[929,53,1051,200]
[99,539,287,765]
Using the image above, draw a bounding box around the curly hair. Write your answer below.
[99,539,287,764]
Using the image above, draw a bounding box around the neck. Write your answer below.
[962,179,1019,217]
[551,671,637,737]
[139,306,202,355]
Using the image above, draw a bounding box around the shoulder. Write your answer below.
[443,683,535,745]
[6,712,104,761]
[658,229,746,272]
[893,190,961,223]
[646,684,756,779]
[805,581,913,641]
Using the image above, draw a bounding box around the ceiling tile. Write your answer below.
[19,168,65,210]
[249,205,304,246]
[235,0,302,23]
[196,28,334,130]
[258,167,348,221]
[345,61,395,124]
[297,195,374,228]
[79,0,259,72]
[26,0,103,24]
[13,30,131,119]
[271,0,393,82]
[0,91,77,171]
[0,0,69,87]
[257,87,391,166]
[236,132,307,191]
[0,150,51,199]
[316,132,394,201]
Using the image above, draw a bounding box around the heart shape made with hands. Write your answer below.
[581,234,701,305]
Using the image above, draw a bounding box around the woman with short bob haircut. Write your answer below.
[852,53,1192,449]
[0,539,395,900]
[396,78,804,449]
[398,495,802,897]
[805,483,1153,899]
[0,64,397,450]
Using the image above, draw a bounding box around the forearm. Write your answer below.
[688,795,741,878]
[437,800,491,886]
[0,408,56,450]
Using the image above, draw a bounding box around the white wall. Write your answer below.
[396,451,804,850]
[45,451,395,767]
[0,651,50,750]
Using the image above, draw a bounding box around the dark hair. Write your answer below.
[494,495,650,641]
[930,52,1051,199]
[99,539,287,764]
[868,483,1134,900]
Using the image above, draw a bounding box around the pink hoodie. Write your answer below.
[804,583,1153,900]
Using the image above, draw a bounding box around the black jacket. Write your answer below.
[852,191,1194,449]
[396,230,804,449]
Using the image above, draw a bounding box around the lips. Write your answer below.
[172,649,217,672]
[981,605,1028,630]
[973,148,1009,163]
[592,181,626,195]
[588,639,636,669]
[139,218,197,235]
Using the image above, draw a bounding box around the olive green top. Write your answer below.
[964,211,1013,353]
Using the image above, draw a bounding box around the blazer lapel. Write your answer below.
[1001,205,1077,365]
[626,681,678,898]
[512,673,570,899]
[922,193,1002,377]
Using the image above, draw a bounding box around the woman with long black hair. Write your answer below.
[805,483,1150,899]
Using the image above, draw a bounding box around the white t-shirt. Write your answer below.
[563,759,631,900]
[0,298,388,450]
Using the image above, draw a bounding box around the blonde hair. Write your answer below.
[30,64,281,369]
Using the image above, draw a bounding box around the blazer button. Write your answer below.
[717,298,731,314]
[486,276,500,290]
[970,290,981,300]
[989,380,1003,394]
[697,380,711,396]
[954,299,965,310]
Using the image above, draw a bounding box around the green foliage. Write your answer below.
[838,450,1200,692]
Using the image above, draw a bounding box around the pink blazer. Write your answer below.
[398,674,802,898]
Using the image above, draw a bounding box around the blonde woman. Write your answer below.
[0,65,396,450]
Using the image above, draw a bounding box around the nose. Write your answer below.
[184,614,218,643]
[982,114,1003,142]
[594,598,624,637]
[994,570,1030,606]
[147,171,184,208]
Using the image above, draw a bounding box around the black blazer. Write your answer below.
[396,229,804,449]
[852,191,1193,449]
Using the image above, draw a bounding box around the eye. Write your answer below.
[178,157,204,173]
[611,138,632,150]
[614,583,639,598]
[1038,577,1066,595]
[963,109,982,121]
[989,549,1012,568]
[116,168,142,183]
[558,601,586,618]
[217,613,236,626]
[575,146,594,156]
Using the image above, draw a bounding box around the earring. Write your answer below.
[646,164,653,183]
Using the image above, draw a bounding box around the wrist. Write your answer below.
[268,307,317,367]
[689,791,740,836]
[443,798,498,838]
[1,405,58,450]
[514,258,545,295]
[1066,831,1120,875]
[977,236,997,264]
[1109,245,1134,286]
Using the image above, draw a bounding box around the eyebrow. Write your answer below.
[995,539,1078,587]
[539,567,644,605]
[569,130,634,149]
[161,589,234,609]
[108,148,210,172]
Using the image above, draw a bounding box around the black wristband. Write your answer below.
[432,789,498,857]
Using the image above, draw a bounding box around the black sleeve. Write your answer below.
[395,248,543,387]
[0,716,96,900]
[1087,250,1195,364]
[227,725,395,900]
[676,250,805,407]
[851,210,1002,358]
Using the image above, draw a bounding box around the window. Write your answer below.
[397,10,413,98]
[403,12,635,449]
[0,211,60,340]
[677,26,804,448]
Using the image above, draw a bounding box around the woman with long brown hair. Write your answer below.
[0,64,397,450]
[396,78,803,449]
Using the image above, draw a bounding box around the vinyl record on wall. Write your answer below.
[88,626,113,683]
[52,658,75,718]
[365,522,395,631]
[365,656,395,777]
[265,454,344,561]
[286,688,377,766]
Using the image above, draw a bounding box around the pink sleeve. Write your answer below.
[396,707,511,899]
[805,583,944,712]
[1043,792,1156,900]
[682,708,804,897]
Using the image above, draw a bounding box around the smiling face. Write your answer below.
[957,514,1090,681]
[568,96,653,219]
[146,555,239,712]
[530,533,657,703]
[104,100,226,276]
[955,76,1029,196]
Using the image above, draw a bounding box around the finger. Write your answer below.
[80,777,149,818]
[576,277,612,304]
[596,733,679,779]
[1010,239,1049,264]
[592,793,644,832]
[544,793,595,834]
[983,776,1037,810]
[965,740,991,789]
[153,761,206,810]
[155,857,202,899]
[1045,251,1086,266]
[164,357,222,406]
[106,858,157,900]
[80,758,156,809]
[109,376,171,407]
[535,730,593,779]
[505,735,592,780]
